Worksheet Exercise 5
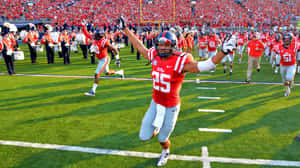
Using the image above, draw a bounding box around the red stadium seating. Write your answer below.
[1,0,298,28]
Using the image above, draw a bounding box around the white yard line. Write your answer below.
[198,128,232,133]
[196,87,217,90]
[198,109,225,113]
[1,73,299,86]
[1,140,300,167]
[197,74,212,77]
[202,146,211,168]
[197,97,221,100]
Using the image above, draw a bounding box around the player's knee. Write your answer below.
[139,134,151,142]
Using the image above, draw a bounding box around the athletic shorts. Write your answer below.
[95,57,110,75]
[280,64,296,83]
[139,99,180,142]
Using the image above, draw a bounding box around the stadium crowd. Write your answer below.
[0,0,299,28]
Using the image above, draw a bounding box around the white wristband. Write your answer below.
[197,58,216,72]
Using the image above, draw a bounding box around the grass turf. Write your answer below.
[0,44,300,168]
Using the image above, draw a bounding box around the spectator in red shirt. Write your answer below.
[246,32,265,83]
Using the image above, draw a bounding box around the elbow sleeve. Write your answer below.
[197,58,216,72]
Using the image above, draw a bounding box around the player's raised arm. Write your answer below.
[117,17,148,59]
[80,20,92,39]
[183,35,236,73]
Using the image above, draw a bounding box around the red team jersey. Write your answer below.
[237,35,248,46]
[148,47,193,107]
[82,25,109,59]
[278,42,298,66]
[198,37,207,49]
[207,36,218,52]
[271,41,282,53]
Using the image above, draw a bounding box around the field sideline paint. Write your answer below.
[1,73,299,86]
[0,140,300,167]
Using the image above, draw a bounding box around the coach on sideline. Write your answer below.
[245,32,265,83]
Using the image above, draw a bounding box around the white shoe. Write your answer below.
[274,69,278,74]
[84,90,95,96]
[119,69,124,79]
[157,149,169,167]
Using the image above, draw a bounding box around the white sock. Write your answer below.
[224,65,227,70]
[275,66,279,71]
[230,68,232,72]
[286,85,290,91]
[298,66,300,73]
[115,54,120,60]
[162,148,170,154]
[92,83,98,93]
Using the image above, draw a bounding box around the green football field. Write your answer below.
[0,44,300,168]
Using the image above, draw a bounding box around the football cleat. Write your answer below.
[119,69,124,79]
[274,69,278,74]
[245,79,250,84]
[210,68,215,73]
[84,90,95,97]
[296,135,300,141]
[157,149,169,167]
[224,69,226,73]
[257,69,260,72]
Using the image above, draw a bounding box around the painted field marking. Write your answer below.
[197,74,211,77]
[198,109,225,113]
[1,140,300,167]
[198,128,232,133]
[202,146,211,168]
[197,96,220,100]
[1,73,299,86]
[196,87,216,90]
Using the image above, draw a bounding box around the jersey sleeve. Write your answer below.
[174,53,193,74]
[147,47,156,61]
[101,39,109,48]
[82,25,92,39]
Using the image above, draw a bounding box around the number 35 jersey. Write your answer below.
[148,47,193,107]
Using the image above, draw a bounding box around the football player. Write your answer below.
[221,35,237,75]
[207,30,221,72]
[237,31,248,64]
[197,31,208,61]
[117,17,236,167]
[81,20,124,97]
[271,33,282,73]
[277,33,298,96]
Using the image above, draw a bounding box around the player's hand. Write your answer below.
[117,16,126,30]
[80,19,87,26]
[221,34,236,55]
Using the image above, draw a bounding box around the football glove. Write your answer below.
[117,16,126,30]
[221,34,237,55]
[81,19,87,26]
